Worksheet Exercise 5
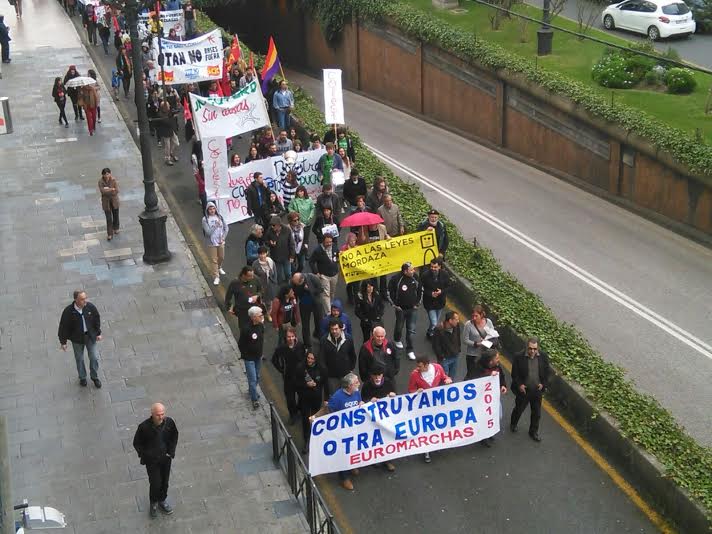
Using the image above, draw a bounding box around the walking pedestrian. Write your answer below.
[407,354,452,463]
[83,2,97,45]
[0,16,10,64]
[183,0,196,38]
[360,363,397,472]
[132,403,178,518]
[421,258,450,338]
[12,0,23,18]
[309,234,340,315]
[472,349,507,448]
[98,12,111,54]
[87,69,101,124]
[320,319,357,395]
[317,142,344,188]
[288,186,315,242]
[272,80,294,130]
[310,373,362,490]
[51,77,70,128]
[417,209,449,258]
[80,82,99,136]
[366,176,388,213]
[270,327,305,424]
[355,279,385,342]
[312,206,339,247]
[463,305,500,379]
[432,311,462,380]
[281,170,299,208]
[291,272,328,346]
[155,101,178,165]
[244,224,264,266]
[245,172,270,227]
[201,201,228,285]
[116,44,133,98]
[253,247,278,320]
[377,194,405,237]
[287,212,307,274]
[270,286,300,345]
[225,266,263,329]
[295,351,327,454]
[265,215,295,284]
[510,337,551,442]
[318,299,353,338]
[57,290,102,388]
[63,65,83,120]
[388,262,422,361]
[343,169,367,213]
[111,68,121,100]
[263,191,286,223]
[358,326,399,382]
[98,168,120,240]
[340,233,360,305]
[238,306,266,409]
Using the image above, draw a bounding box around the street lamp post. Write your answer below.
[537,0,554,56]
[125,0,171,264]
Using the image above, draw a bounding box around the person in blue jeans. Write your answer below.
[431,311,462,380]
[238,306,266,409]
[310,373,362,490]
[272,80,294,130]
[58,290,103,388]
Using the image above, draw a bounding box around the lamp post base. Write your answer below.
[537,28,554,56]
[138,210,171,264]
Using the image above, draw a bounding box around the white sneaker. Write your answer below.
[213,277,220,285]
[98,118,102,123]
[407,351,416,360]
[395,341,404,349]
[219,268,226,275]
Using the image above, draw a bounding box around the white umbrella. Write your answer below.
[65,76,97,88]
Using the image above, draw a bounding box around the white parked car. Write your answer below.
[602,0,696,40]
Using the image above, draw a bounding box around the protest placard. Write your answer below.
[308,376,500,476]
[138,10,185,39]
[153,29,223,84]
[339,230,440,283]
[323,69,344,125]
[189,81,271,139]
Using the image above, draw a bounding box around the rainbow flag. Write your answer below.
[260,36,281,94]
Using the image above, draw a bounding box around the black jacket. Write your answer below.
[342,178,367,207]
[361,376,396,402]
[225,278,263,320]
[133,416,179,465]
[265,224,295,263]
[316,192,343,220]
[238,322,265,361]
[312,214,338,244]
[319,333,357,379]
[420,269,450,310]
[358,339,399,381]
[271,341,306,383]
[510,350,552,394]
[245,182,270,218]
[295,360,328,401]
[432,324,462,361]
[309,244,339,277]
[58,302,101,344]
[355,292,385,325]
[416,219,449,255]
[471,361,507,389]
[388,273,421,309]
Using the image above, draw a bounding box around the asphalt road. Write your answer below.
[288,70,712,450]
[67,14,659,533]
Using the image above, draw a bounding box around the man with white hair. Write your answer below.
[133,403,179,518]
[238,306,266,409]
[358,326,399,382]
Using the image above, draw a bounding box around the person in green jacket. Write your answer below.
[288,185,315,249]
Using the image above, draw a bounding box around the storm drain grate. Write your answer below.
[180,296,218,311]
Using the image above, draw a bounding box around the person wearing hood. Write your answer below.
[0,16,11,64]
[63,65,83,120]
[201,202,229,286]
[471,349,507,448]
[358,326,399,382]
[319,299,353,338]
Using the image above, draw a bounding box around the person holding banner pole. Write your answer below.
[472,349,507,448]
[360,363,397,472]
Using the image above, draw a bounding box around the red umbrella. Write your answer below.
[339,211,384,228]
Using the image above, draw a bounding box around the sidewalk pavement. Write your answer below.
[0,1,307,532]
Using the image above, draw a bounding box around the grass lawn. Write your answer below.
[408,0,712,145]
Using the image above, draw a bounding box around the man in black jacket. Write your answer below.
[309,234,340,317]
[225,266,263,328]
[432,311,462,380]
[238,306,266,409]
[388,262,422,361]
[510,337,552,442]
[133,403,179,518]
[360,362,397,472]
[245,172,270,226]
[265,215,295,284]
[342,168,367,211]
[420,258,450,338]
[320,319,357,395]
[291,272,328,345]
[271,327,306,424]
[58,290,103,388]
[416,209,449,258]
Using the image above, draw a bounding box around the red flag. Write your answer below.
[155,0,161,16]
[249,51,254,72]
[228,35,241,67]
[112,15,120,32]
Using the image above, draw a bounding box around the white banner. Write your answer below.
[138,10,186,39]
[210,149,326,225]
[189,81,271,140]
[323,69,345,125]
[308,376,500,476]
[153,29,223,85]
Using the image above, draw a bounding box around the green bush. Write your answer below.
[665,67,698,94]
[643,68,665,87]
[591,52,642,88]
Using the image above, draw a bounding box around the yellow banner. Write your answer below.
[339,231,440,284]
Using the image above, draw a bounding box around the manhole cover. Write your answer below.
[180,296,218,311]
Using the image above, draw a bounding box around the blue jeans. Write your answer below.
[72,338,99,380]
[274,260,292,285]
[275,109,291,131]
[185,19,196,38]
[244,359,262,402]
[394,307,417,351]
[441,355,458,380]
[426,308,442,336]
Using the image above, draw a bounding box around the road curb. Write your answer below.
[444,263,711,534]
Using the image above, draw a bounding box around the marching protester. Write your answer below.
[366,176,388,213]
[57,290,102,388]
[63,65,83,120]
[51,77,70,128]
[253,246,278,321]
[360,362,397,472]
[312,205,339,247]
[295,350,327,454]
[156,101,179,165]
[270,326,305,424]
[377,194,405,238]
[281,170,299,208]
[244,224,264,266]
[115,44,132,98]
[230,153,242,167]
[309,234,340,315]
[343,169,367,213]
[98,168,120,241]
[291,272,328,345]
[417,209,449,258]
[265,215,295,284]
[510,337,551,442]
[246,172,270,227]
[270,286,300,345]
[316,183,343,221]
[319,318,357,395]
[133,403,179,518]
[338,147,352,189]
[318,299,353,339]
[317,142,344,187]
[432,311,462,380]
[339,232,359,305]
[463,305,499,379]
[238,306,267,409]
[273,80,294,130]
[225,266,263,329]
[355,279,385,342]
[289,185,315,241]
[245,145,261,163]
[310,373,362,490]
[201,201,229,286]
[287,212,307,273]
[389,262,422,361]
[421,258,450,339]
[358,326,399,382]
[407,354,452,463]
[263,191,286,222]
[472,349,507,447]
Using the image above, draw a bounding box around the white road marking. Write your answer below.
[366,142,712,361]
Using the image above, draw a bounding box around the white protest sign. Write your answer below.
[202,136,229,202]
[154,29,223,85]
[138,10,185,39]
[211,149,326,225]
[189,81,271,139]
[323,69,345,125]
[308,376,500,476]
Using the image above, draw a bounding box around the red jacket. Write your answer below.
[270,296,301,329]
[408,363,450,393]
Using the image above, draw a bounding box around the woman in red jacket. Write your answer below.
[407,354,452,463]
[270,285,301,345]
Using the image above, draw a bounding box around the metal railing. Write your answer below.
[269,403,342,534]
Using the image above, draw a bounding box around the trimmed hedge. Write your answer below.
[196,9,712,522]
